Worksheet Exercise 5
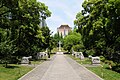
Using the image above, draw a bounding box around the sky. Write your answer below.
[38,0,84,34]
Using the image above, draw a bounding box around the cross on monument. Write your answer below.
[58,41,62,51]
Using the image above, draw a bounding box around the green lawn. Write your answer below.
[31,58,46,65]
[0,64,33,80]
[0,54,54,80]
[87,65,120,80]
[69,54,91,64]
[69,54,120,80]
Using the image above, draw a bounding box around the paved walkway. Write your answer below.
[19,54,103,80]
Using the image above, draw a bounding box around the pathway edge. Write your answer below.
[18,63,42,80]
[67,55,104,80]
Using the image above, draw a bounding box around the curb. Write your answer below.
[18,63,41,80]
[69,56,104,80]
[18,55,56,80]
[79,63,104,80]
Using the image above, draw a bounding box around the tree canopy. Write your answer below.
[63,31,82,52]
[0,0,52,66]
[74,0,120,62]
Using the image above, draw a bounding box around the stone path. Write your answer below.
[19,54,103,80]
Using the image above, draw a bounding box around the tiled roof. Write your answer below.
[57,25,71,29]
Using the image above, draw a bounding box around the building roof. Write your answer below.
[57,25,71,29]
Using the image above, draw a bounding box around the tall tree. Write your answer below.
[74,0,120,61]
[63,31,82,52]
[0,0,51,64]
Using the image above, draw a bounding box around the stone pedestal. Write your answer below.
[36,52,48,59]
[91,57,100,65]
[56,52,63,54]
[21,56,32,64]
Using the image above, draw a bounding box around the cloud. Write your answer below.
[37,0,84,34]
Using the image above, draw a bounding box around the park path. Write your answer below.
[19,54,103,80]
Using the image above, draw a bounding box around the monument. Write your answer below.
[72,51,84,60]
[21,56,32,64]
[79,52,84,60]
[56,41,63,54]
[58,41,62,51]
[91,57,100,65]
[36,52,48,59]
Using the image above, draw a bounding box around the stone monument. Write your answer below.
[75,52,79,58]
[21,56,32,64]
[72,51,84,60]
[58,41,62,51]
[79,52,84,60]
[37,52,47,59]
[56,41,63,54]
[91,57,100,65]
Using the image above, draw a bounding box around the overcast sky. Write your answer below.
[38,0,84,34]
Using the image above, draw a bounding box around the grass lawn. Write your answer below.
[69,54,120,80]
[69,54,91,65]
[31,59,44,65]
[87,65,120,80]
[0,54,55,80]
[51,48,66,53]
[0,64,33,80]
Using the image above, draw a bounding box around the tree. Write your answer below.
[0,29,17,67]
[74,0,120,62]
[40,26,51,50]
[53,32,63,48]
[0,0,52,65]
[63,31,82,52]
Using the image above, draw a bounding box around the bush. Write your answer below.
[86,49,95,56]
[104,60,115,65]
[72,44,84,52]
[9,56,20,64]
[100,56,105,62]
[112,64,120,73]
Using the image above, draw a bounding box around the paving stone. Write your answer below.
[41,55,81,80]
[65,56,103,80]
[19,54,103,80]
